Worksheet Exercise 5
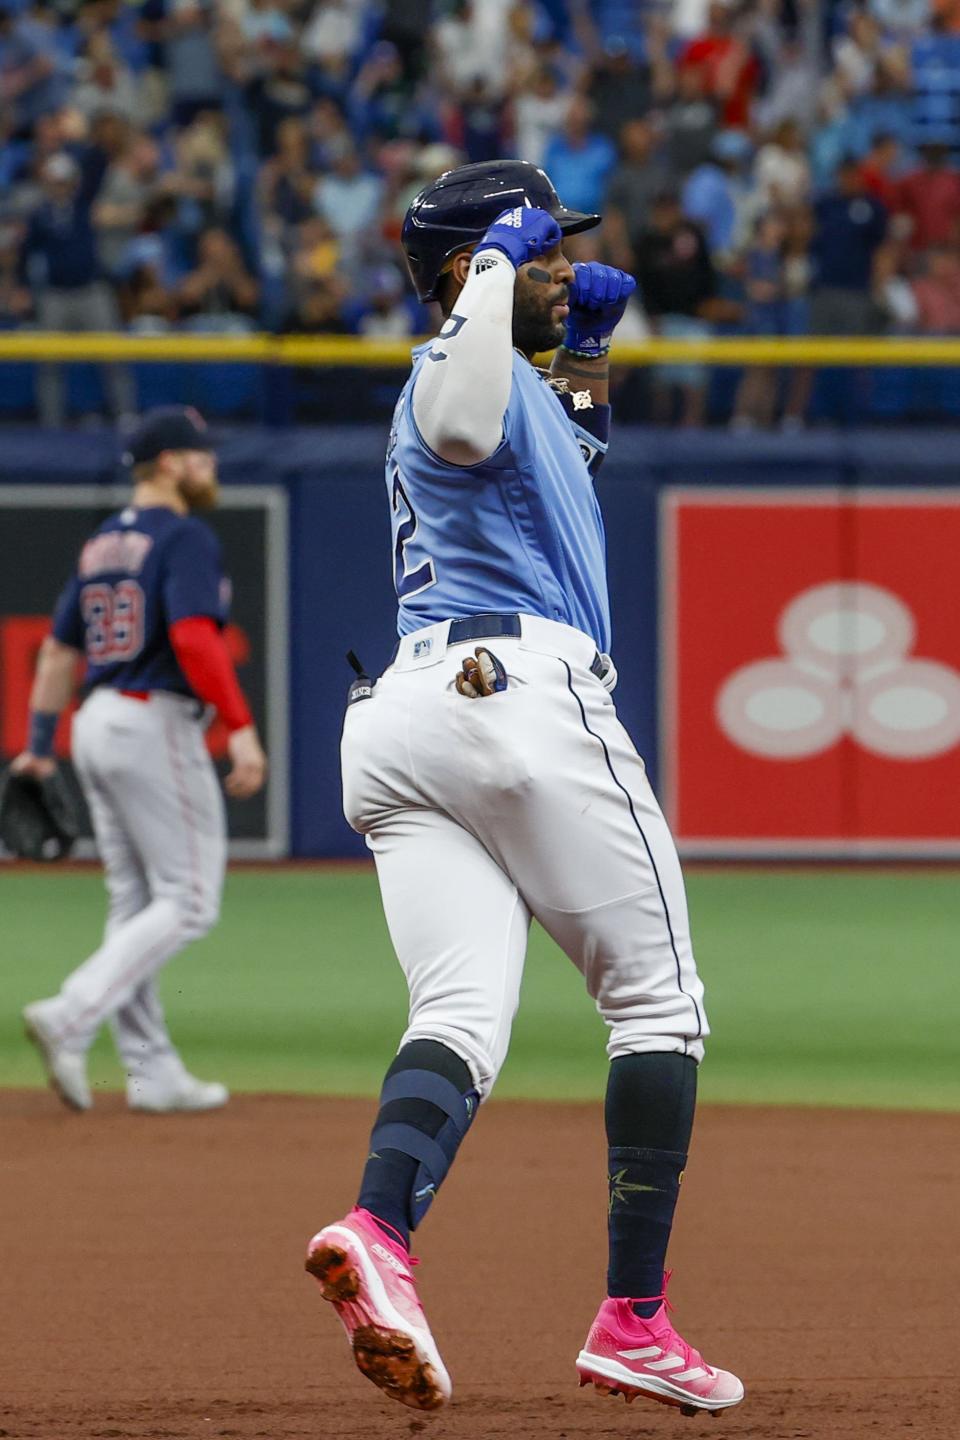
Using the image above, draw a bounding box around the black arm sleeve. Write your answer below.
[557,391,611,478]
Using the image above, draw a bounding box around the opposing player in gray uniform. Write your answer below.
[304,162,744,1418]
[15,407,267,1113]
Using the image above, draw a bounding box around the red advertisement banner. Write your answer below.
[661,490,960,856]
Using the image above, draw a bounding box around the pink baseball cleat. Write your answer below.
[305,1207,451,1411]
[576,1274,744,1417]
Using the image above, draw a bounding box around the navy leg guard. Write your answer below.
[358,1040,479,1244]
[605,1053,698,1312]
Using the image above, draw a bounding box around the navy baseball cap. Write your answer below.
[123,406,214,466]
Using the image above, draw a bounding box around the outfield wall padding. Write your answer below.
[1,427,957,857]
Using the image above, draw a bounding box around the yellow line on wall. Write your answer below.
[1,333,959,367]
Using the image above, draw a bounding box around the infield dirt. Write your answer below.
[2,1094,957,1440]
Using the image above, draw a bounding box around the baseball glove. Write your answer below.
[455,646,508,698]
[0,767,81,861]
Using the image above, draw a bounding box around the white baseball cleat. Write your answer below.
[127,1066,229,1113]
[23,999,92,1111]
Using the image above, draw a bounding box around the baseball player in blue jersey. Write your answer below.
[15,407,267,1114]
[305,162,744,1417]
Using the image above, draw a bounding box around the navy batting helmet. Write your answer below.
[401,159,601,302]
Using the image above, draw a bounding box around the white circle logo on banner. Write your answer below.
[716,582,960,760]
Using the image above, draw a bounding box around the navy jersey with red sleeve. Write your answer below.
[51,505,230,695]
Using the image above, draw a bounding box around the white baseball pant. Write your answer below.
[45,688,225,1074]
[341,615,707,1099]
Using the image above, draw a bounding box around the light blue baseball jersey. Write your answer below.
[386,343,612,653]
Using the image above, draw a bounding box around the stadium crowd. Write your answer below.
[2,0,960,425]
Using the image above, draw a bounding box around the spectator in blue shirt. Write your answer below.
[845,53,916,157]
[732,211,788,428]
[313,142,383,242]
[349,40,420,144]
[682,128,753,259]
[811,158,888,333]
[542,95,617,216]
[144,0,224,129]
[0,0,71,139]
[811,97,857,191]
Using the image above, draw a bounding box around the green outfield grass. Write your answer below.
[1,866,957,1110]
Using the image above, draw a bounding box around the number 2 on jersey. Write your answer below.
[81,580,145,662]
[392,468,437,600]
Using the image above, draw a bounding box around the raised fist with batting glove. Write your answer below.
[479,206,563,270]
[563,262,637,359]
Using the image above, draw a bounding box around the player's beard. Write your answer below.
[512,282,568,357]
[177,457,219,512]
[181,479,219,513]
[175,455,220,518]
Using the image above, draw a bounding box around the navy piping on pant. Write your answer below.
[560,660,704,1042]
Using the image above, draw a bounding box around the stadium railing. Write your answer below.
[0,334,959,365]
[3,334,959,427]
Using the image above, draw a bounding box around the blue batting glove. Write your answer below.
[564,262,637,358]
[480,206,563,271]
